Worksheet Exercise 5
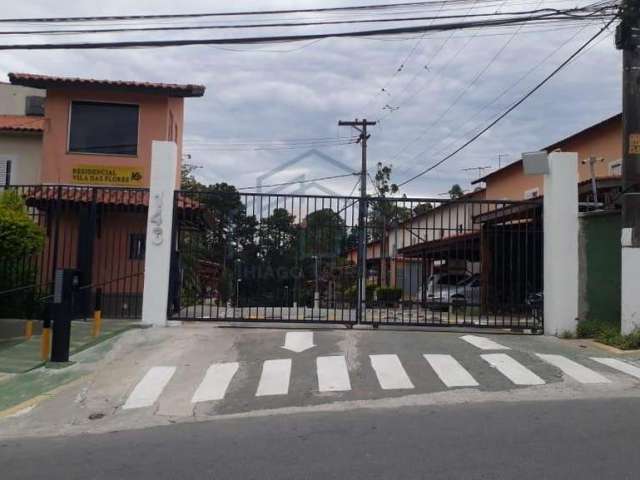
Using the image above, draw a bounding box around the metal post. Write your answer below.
[338,118,376,324]
[618,1,640,244]
[51,269,78,363]
[312,255,320,310]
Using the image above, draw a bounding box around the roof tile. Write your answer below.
[0,115,45,133]
[9,72,205,98]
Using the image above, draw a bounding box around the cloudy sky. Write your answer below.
[0,0,621,198]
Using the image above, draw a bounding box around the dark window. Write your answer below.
[0,159,10,186]
[69,101,139,155]
[129,233,146,260]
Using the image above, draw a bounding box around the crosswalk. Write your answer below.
[120,354,640,411]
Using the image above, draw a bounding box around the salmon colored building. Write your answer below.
[473,113,622,201]
[4,73,205,318]
[9,73,205,188]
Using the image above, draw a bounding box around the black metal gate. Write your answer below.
[169,191,543,330]
[0,185,148,321]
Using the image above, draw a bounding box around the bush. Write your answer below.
[343,283,377,305]
[0,190,45,318]
[577,318,640,350]
[0,190,44,259]
[376,287,402,306]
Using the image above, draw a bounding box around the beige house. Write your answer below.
[472,113,622,201]
[0,82,45,185]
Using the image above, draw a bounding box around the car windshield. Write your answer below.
[456,275,476,286]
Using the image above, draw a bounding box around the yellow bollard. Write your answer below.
[24,320,33,340]
[41,326,51,361]
[92,309,102,338]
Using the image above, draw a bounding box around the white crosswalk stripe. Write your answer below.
[191,362,239,403]
[123,366,176,410]
[424,354,479,388]
[481,353,545,385]
[460,335,510,351]
[120,353,633,411]
[536,354,610,384]
[591,358,640,380]
[370,354,414,390]
[256,359,292,396]
[317,355,351,392]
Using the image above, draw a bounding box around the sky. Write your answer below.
[0,0,622,198]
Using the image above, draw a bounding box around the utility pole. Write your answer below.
[338,118,376,323]
[617,0,640,245]
[582,156,603,208]
[617,0,640,334]
[462,165,492,180]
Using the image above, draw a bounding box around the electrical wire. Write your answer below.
[237,172,358,191]
[0,1,541,23]
[396,15,617,188]
[0,8,604,36]
[0,9,617,50]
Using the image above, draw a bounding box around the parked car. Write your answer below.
[445,274,481,307]
[424,272,472,310]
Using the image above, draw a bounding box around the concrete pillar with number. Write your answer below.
[141,141,178,327]
[543,152,579,335]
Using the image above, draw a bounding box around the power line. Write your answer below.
[371,0,490,120]
[400,21,596,166]
[396,15,617,188]
[0,1,517,23]
[0,10,616,50]
[236,172,358,191]
[384,0,542,158]
[0,8,598,36]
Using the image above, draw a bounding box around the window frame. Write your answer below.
[128,233,146,260]
[608,159,622,176]
[524,187,540,200]
[67,99,141,157]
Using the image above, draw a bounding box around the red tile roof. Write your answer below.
[22,186,201,210]
[9,72,205,98]
[0,115,45,133]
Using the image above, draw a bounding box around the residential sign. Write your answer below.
[71,164,144,186]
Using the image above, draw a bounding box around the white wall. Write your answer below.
[0,134,42,185]
[0,83,45,116]
[621,228,640,334]
[543,152,579,335]
[141,141,178,327]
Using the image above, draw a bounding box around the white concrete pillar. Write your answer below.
[543,152,579,335]
[141,141,178,327]
[621,228,640,334]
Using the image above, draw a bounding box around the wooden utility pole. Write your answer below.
[617,0,640,245]
[338,118,376,323]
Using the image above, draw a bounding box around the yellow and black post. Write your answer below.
[50,269,78,363]
[92,288,102,338]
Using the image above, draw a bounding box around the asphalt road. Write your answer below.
[3,397,640,480]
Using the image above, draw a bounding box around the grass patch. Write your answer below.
[577,319,640,350]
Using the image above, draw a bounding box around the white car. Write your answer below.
[424,272,472,310]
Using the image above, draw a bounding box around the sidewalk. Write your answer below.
[0,320,141,374]
[0,321,144,417]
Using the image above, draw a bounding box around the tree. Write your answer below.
[180,163,204,191]
[367,163,410,287]
[0,190,45,317]
[448,184,465,199]
[303,208,347,257]
[0,190,44,262]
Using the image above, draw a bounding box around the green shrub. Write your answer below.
[376,287,402,305]
[343,283,377,305]
[577,318,640,350]
[0,190,45,318]
[0,190,44,259]
[576,319,608,339]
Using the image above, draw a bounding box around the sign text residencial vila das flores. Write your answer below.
[71,165,144,187]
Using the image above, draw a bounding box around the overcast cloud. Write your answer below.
[0,0,621,197]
